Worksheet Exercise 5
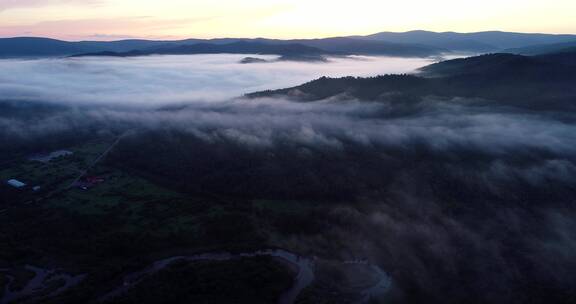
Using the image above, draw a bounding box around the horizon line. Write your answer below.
[1,29,575,43]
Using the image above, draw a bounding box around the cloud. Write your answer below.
[0,16,212,40]
[0,55,432,104]
[0,0,102,11]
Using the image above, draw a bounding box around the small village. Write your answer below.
[0,141,117,212]
[5,151,74,193]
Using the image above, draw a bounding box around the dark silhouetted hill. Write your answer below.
[249,51,576,111]
[364,30,576,52]
[71,41,331,57]
[0,37,90,57]
[0,36,443,58]
[535,49,576,66]
[0,37,184,57]
[505,41,576,55]
[279,37,444,57]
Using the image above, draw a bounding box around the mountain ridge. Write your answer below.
[247,50,576,111]
[2,30,575,58]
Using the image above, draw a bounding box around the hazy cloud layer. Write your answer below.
[0,55,433,104]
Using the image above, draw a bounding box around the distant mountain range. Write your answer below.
[0,36,443,58]
[67,37,447,58]
[362,30,576,52]
[1,30,575,58]
[69,41,331,58]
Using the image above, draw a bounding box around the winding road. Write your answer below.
[98,249,391,304]
[98,249,316,304]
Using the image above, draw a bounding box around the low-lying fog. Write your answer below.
[0,54,434,105]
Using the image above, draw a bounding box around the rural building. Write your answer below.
[29,150,74,163]
[7,179,27,189]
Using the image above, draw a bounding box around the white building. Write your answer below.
[7,179,26,189]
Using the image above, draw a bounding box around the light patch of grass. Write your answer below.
[44,167,186,219]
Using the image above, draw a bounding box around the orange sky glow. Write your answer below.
[0,0,574,40]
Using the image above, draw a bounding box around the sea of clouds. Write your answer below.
[0,54,434,105]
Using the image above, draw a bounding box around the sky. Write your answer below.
[0,0,574,40]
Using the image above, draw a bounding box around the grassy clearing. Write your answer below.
[0,139,118,202]
[45,168,184,215]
